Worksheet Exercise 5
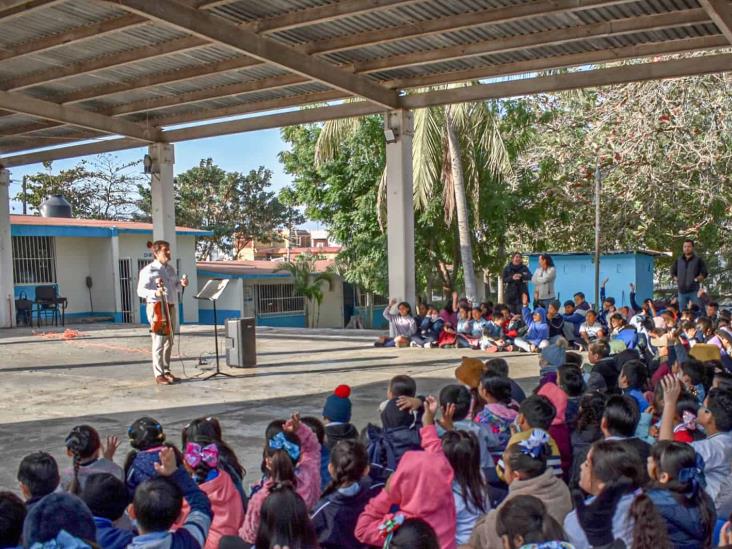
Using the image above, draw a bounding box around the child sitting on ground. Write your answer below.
[474,375,520,461]
[355,396,457,549]
[514,294,549,353]
[619,359,650,412]
[470,429,572,548]
[16,451,59,513]
[124,416,174,498]
[302,416,330,491]
[507,395,563,477]
[128,447,212,549]
[255,482,318,548]
[322,385,359,450]
[646,440,717,547]
[579,310,605,349]
[311,440,381,549]
[495,495,572,549]
[240,413,320,543]
[410,305,443,348]
[479,310,512,352]
[0,492,26,549]
[183,436,245,549]
[376,299,416,348]
[80,473,135,549]
[63,424,122,494]
[557,364,585,430]
[22,492,97,548]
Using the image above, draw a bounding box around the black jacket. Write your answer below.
[502,263,532,302]
[671,254,708,293]
[310,478,384,549]
[324,423,359,451]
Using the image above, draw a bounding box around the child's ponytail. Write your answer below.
[630,492,670,548]
[322,439,369,497]
[64,425,101,495]
[264,429,301,486]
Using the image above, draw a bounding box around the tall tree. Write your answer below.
[137,159,301,260]
[17,155,142,220]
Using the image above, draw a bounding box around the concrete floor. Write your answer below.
[0,323,541,492]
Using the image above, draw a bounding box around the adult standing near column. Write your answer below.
[502,252,532,314]
[137,240,188,385]
[670,239,708,311]
[531,253,557,309]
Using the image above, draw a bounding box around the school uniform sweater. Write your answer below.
[355,424,457,549]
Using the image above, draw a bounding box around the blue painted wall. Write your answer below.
[527,253,655,308]
[198,309,242,325]
[354,306,388,329]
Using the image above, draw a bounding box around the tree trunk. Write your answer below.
[445,107,478,304]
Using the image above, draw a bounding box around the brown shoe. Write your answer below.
[164,373,180,383]
[155,375,171,385]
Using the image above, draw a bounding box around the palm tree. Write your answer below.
[316,87,514,304]
[275,253,334,328]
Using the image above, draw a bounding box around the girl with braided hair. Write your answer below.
[181,436,244,549]
[646,441,716,548]
[311,439,381,548]
[62,425,122,494]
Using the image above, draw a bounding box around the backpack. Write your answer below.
[362,423,421,483]
[15,291,32,327]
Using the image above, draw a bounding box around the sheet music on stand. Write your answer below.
[195,279,230,302]
[193,278,233,380]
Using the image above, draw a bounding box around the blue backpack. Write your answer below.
[363,423,421,483]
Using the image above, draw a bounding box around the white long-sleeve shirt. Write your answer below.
[137,260,182,304]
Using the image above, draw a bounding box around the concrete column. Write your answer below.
[0,168,14,327]
[148,143,177,259]
[110,232,122,323]
[384,110,416,307]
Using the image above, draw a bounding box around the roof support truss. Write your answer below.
[111,0,400,109]
[699,0,732,43]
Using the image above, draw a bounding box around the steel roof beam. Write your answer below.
[111,0,399,109]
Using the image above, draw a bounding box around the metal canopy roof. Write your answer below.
[0,0,731,166]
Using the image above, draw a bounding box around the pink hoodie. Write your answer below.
[538,382,567,425]
[200,470,244,549]
[355,424,457,549]
[239,422,321,543]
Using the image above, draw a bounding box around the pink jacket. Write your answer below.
[239,423,321,543]
[538,382,568,425]
[355,424,457,549]
[200,470,245,549]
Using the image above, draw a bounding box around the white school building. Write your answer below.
[8,214,209,325]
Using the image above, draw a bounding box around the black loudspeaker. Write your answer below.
[225,318,256,368]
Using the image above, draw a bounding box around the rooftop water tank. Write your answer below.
[40,194,72,218]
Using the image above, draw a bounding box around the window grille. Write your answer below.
[256,283,304,315]
[12,236,57,284]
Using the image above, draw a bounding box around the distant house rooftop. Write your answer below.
[10,215,212,237]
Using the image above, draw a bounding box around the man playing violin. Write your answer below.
[136,240,189,385]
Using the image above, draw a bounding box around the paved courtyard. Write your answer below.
[0,323,541,491]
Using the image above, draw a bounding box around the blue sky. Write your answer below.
[6,127,297,214]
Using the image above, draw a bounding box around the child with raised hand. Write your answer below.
[646,440,716,547]
[311,440,380,548]
[440,430,489,545]
[469,430,572,548]
[240,412,320,544]
[474,374,519,460]
[659,376,732,516]
[376,298,416,348]
[514,294,549,353]
[495,495,572,549]
[63,424,122,494]
[182,436,244,549]
[128,446,212,549]
[254,482,318,549]
[80,473,134,549]
[355,395,457,549]
[124,416,174,498]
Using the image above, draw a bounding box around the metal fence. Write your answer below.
[12,236,57,284]
[355,287,388,307]
[256,283,304,315]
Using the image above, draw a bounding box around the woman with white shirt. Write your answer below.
[532,254,557,309]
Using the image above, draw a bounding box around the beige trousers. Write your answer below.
[147,303,177,378]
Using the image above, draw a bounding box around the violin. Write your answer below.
[152,277,173,337]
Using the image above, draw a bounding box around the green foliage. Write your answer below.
[17,155,142,220]
[138,159,302,260]
[274,253,334,328]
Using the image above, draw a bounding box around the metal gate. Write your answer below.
[118,258,133,323]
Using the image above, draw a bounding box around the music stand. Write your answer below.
[194,279,234,380]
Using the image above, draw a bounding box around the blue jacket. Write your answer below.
[93,517,134,549]
[416,316,443,338]
[128,468,212,549]
[561,312,585,337]
[522,306,549,346]
[363,423,421,483]
[310,478,384,548]
[647,487,716,549]
[126,448,163,499]
[613,326,639,350]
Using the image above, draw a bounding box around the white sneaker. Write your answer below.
[410,341,419,348]
[424,342,432,348]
